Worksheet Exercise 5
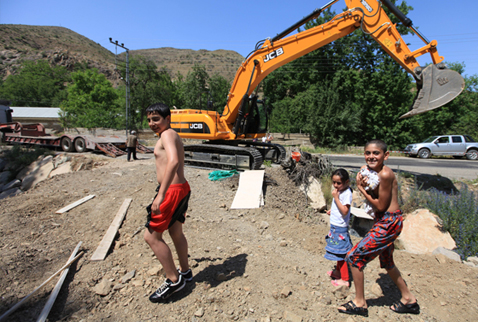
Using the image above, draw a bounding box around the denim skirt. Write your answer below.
[324,224,353,261]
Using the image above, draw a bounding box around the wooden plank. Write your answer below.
[55,195,96,214]
[0,252,84,322]
[230,170,265,209]
[90,198,132,261]
[37,242,82,322]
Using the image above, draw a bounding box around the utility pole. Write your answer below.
[109,38,130,137]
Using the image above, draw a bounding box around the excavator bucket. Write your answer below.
[400,64,465,119]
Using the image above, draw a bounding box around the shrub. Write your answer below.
[422,186,478,259]
[397,174,478,259]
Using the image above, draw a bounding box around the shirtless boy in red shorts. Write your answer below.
[338,139,419,317]
[143,102,192,302]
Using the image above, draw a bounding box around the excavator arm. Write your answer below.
[222,0,464,133]
[171,0,464,141]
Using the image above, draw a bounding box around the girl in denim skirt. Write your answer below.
[325,168,353,287]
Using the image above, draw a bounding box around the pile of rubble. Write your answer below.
[0,152,103,200]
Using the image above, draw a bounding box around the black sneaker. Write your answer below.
[149,275,185,303]
[178,268,193,282]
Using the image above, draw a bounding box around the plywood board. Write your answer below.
[90,198,132,261]
[351,207,374,220]
[55,195,95,214]
[230,170,265,209]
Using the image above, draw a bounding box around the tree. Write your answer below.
[270,70,363,147]
[264,1,418,149]
[175,64,231,114]
[117,56,177,130]
[180,64,210,110]
[0,60,70,107]
[449,72,478,139]
[208,73,231,113]
[60,69,123,129]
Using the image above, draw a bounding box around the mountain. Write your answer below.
[0,25,116,79]
[0,24,244,82]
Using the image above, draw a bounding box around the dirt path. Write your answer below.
[1,155,477,322]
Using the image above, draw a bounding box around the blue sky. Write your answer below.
[1,0,477,77]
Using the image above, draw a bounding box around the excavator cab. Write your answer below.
[236,94,269,138]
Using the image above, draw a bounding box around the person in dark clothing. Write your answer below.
[127,130,139,161]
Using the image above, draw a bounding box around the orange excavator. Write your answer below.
[171,0,465,170]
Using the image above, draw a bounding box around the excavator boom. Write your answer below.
[221,0,464,124]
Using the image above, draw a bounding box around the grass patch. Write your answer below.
[320,174,333,208]
[302,145,363,155]
[453,176,478,186]
[302,145,410,158]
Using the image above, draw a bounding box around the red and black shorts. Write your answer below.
[346,210,403,271]
[145,181,191,233]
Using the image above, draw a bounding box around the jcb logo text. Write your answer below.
[264,48,284,63]
[190,123,203,130]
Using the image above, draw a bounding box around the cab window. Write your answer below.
[451,136,463,143]
[436,137,449,144]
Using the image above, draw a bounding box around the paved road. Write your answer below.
[138,149,477,180]
[325,155,478,181]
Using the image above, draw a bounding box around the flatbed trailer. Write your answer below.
[0,122,152,158]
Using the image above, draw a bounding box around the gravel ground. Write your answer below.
[1,154,478,322]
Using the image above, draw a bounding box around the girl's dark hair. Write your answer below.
[146,102,171,118]
[331,168,350,182]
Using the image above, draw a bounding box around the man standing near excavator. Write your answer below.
[126,130,139,162]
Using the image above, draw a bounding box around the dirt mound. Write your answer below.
[1,156,477,321]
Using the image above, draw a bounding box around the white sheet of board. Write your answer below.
[350,206,374,220]
[230,170,265,209]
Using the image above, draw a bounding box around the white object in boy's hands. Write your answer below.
[360,167,380,217]
[360,167,380,191]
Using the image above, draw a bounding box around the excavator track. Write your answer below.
[206,140,287,164]
[246,142,286,164]
[184,144,263,170]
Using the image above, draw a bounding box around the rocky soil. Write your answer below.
[1,154,478,322]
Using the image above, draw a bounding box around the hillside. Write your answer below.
[0,25,116,79]
[0,25,244,82]
[128,47,244,81]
